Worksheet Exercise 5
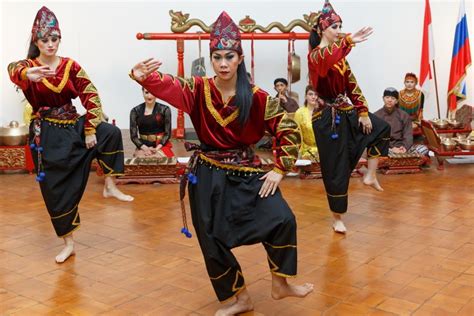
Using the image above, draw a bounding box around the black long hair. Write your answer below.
[235,60,253,126]
[309,16,322,50]
[27,36,40,59]
[309,29,322,50]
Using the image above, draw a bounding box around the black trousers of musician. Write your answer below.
[188,162,297,302]
[313,108,390,214]
[30,116,124,237]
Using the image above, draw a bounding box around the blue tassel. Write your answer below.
[187,173,198,185]
[30,143,36,150]
[331,133,339,140]
[37,146,44,152]
[336,114,341,120]
[36,175,44,182]
[39,172,46,178]
[181,227,192,238]
[335,119,341,125]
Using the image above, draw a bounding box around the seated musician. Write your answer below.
[256,77,299,151]
[375,87,428,156]
[294,85,320,161]
[399,73,424,129]
[274,78,299,113]
[130,88,174,158]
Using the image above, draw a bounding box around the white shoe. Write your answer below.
[332,220,347,234]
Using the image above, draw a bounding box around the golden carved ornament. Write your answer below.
[169,10,320,33]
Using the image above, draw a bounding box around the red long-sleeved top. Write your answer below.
[8,57,103,135]
[308,35,369,116]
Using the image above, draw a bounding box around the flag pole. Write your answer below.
[431,60,441,119]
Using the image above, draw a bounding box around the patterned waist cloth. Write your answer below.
[321,94,354,111]
[31,103,80,124]
[318,94,355,140]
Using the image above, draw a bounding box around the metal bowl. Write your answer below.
[431,119,449,129]
[453,135,467,143]
[0,121,29,146]
[459,140,474,151]
[441,139,457,151]
[448,120,463,129]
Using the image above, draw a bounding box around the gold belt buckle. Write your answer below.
[141,134,154,141]
[141,134,163,142]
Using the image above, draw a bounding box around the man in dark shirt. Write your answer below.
[374,87,413,154]
[274,78,299,113]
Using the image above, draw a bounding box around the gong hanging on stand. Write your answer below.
[287,36,301,103]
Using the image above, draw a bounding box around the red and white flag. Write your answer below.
[419,0,435,93]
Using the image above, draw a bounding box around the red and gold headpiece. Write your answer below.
[404,72,418,83]
[318,0,342,31]
[31,6,61,41]
[209,11,242,55]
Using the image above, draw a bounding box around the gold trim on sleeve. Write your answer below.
[264,96,284,121]
[84,128,96,136]
[272,167,286,175]
[20,67,29,81]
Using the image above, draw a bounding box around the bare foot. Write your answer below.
[358,165,368,176]
[215,289,253,316]
[332,220,347,234]
[55,237,75,263]
[103,186,134,201]
[104,177,134,201]
[362,176,384,192]
[271,277,314,300]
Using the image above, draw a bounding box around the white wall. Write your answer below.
[1,0,473,129]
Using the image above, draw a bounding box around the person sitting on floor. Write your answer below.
[374,87,428,156]
[130,87,174,158]
[399,73,424,129]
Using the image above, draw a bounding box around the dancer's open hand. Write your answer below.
[26,66,56,82]
[85,134,97,149]
[359,115,373,134]
[259,170,283,198]
[351,26,373,44]
[131,58,162,81]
